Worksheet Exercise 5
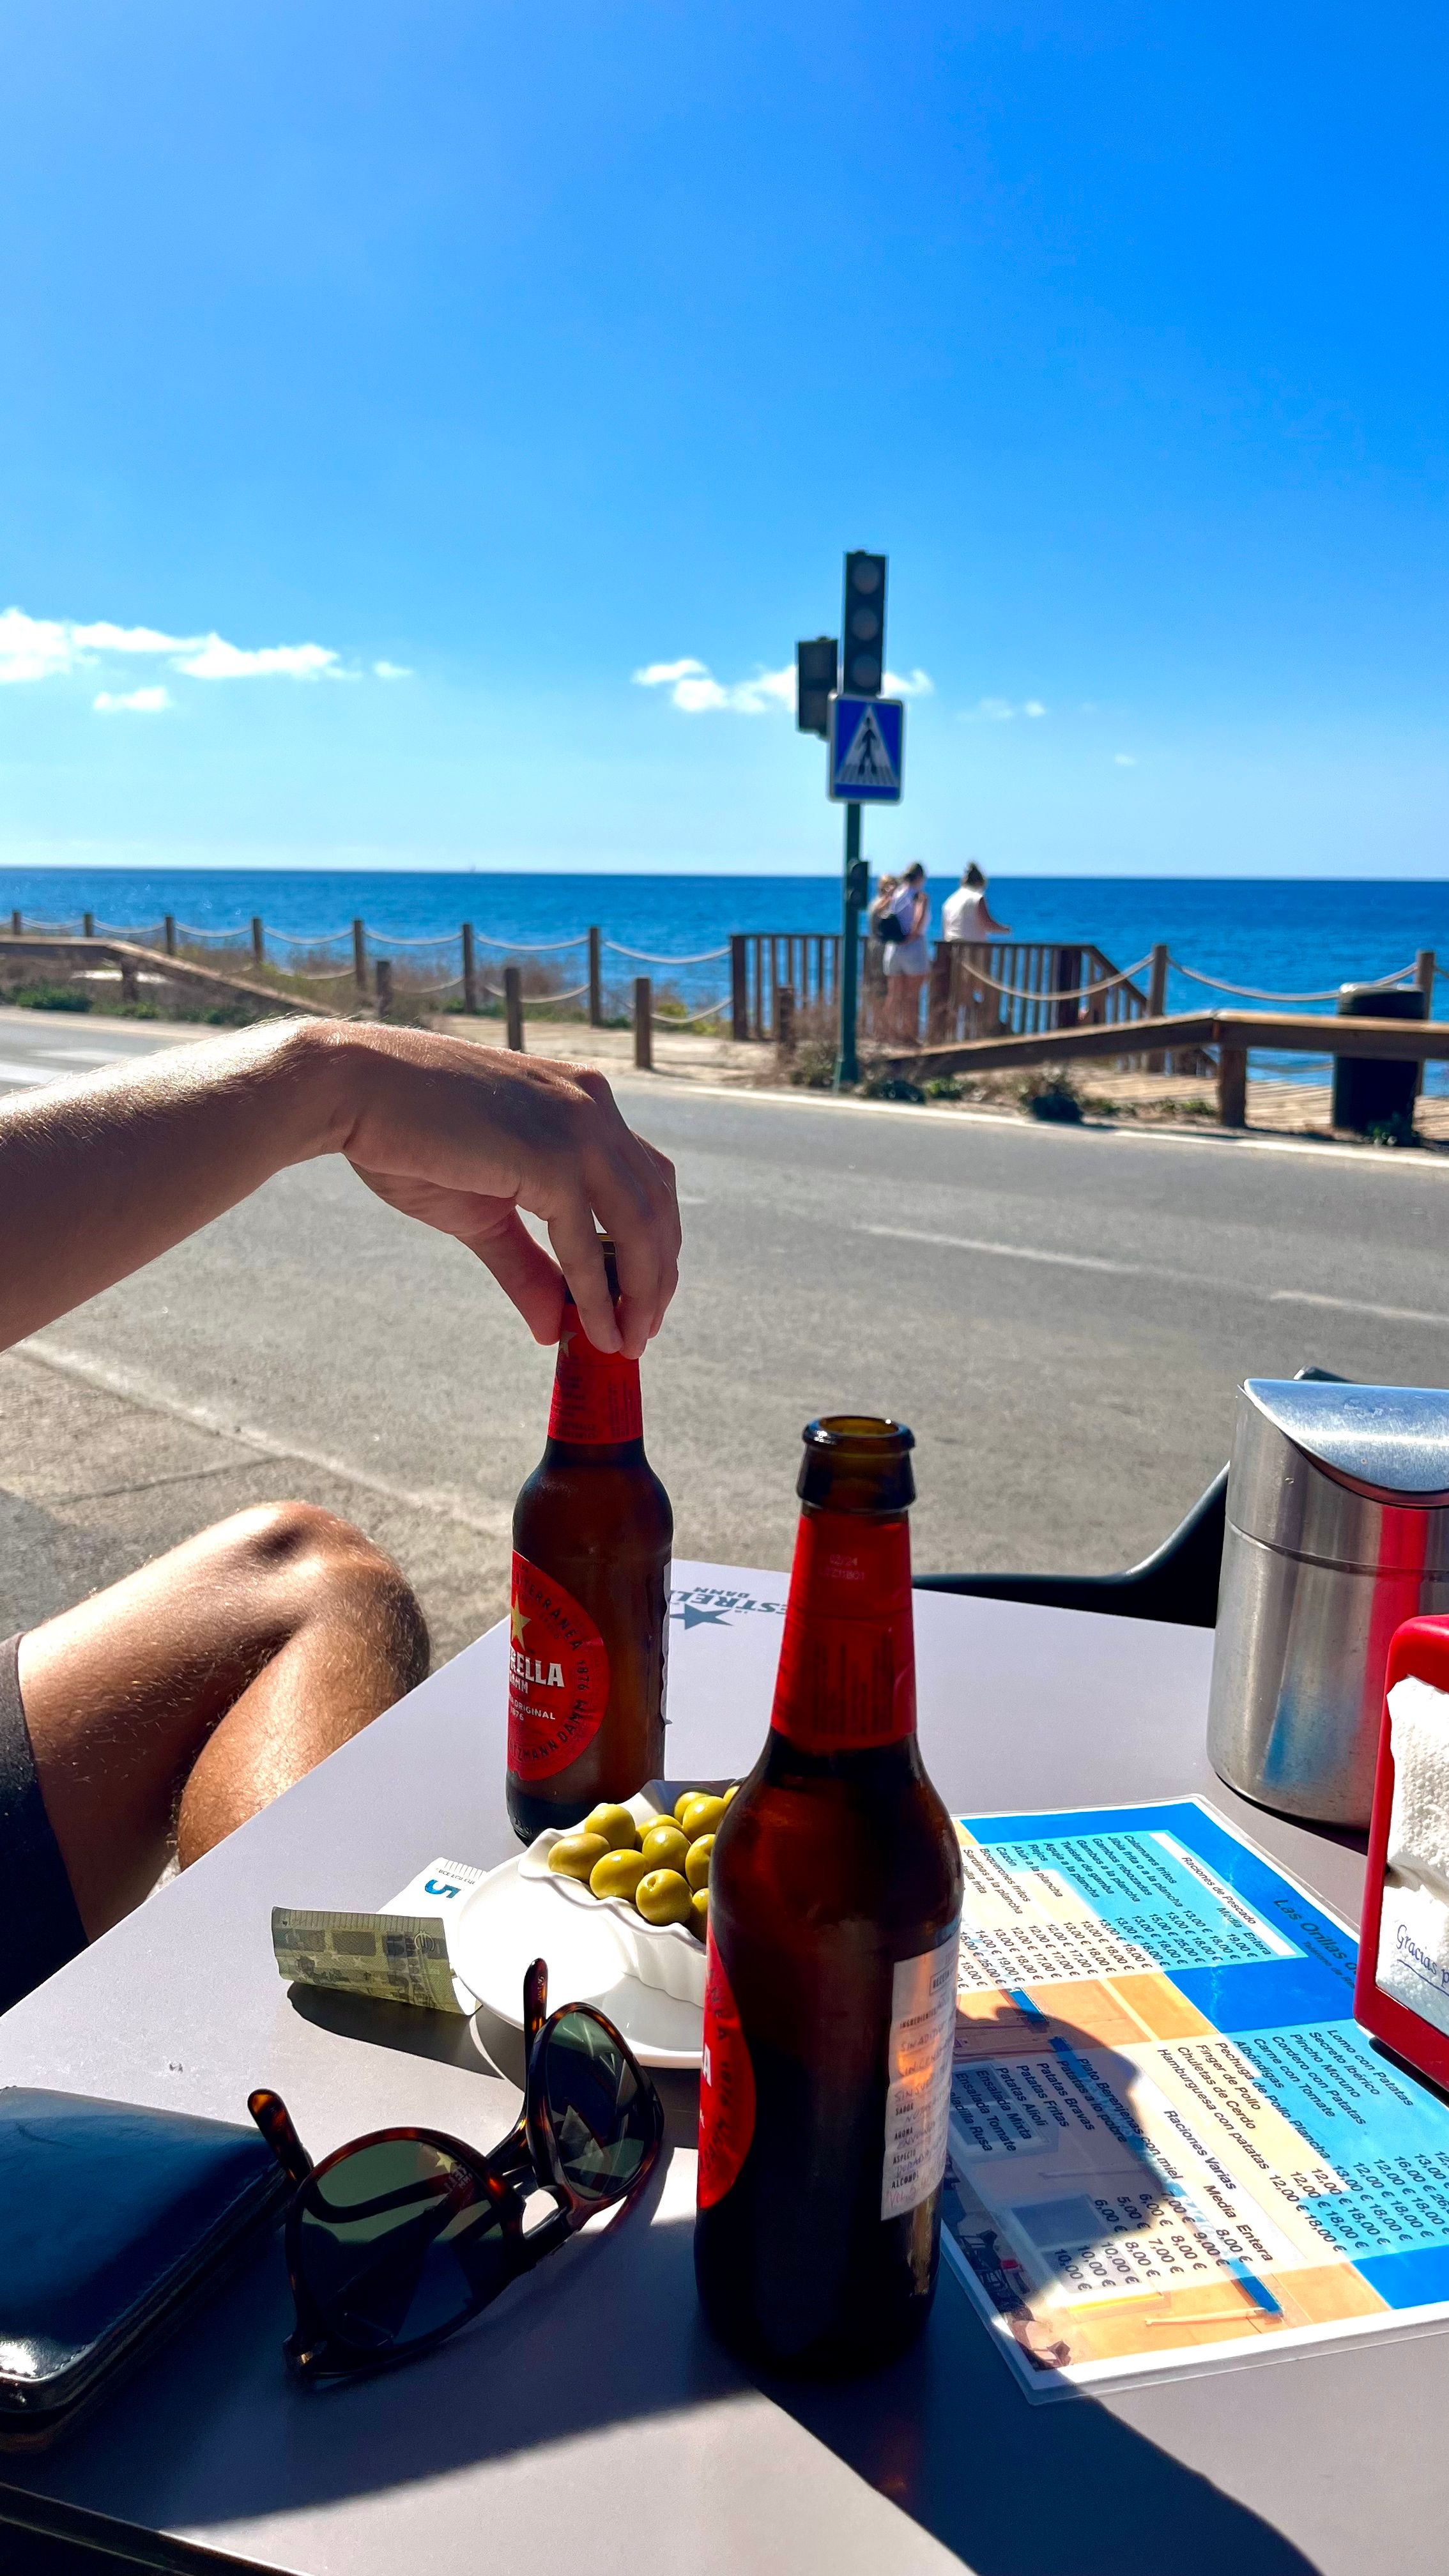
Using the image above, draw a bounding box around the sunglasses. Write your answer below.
[249,1958,663,2380]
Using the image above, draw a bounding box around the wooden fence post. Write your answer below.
[1416,951,1436,1099]
[588,926,603,1028]
[82,911,95,939]
[1147,943,1168,1073]
[776,986,796,1063]
[504,966,525,1051]
[353,919,367,997]
[730,936,749,1043]
[251,916,265,967]
[119,954,139,1004]
[634,977,654,1071]
[926,943,952,1044]
[374,958,394,1016]
[461,923,478,1015]
[1217,1045,1247,1130]
[10,912,20,935]
[1055,945,1083,1035]
[163,914,177,956]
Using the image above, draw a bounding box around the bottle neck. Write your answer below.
[769,1503,917,1754]
[547,1304,643,1450]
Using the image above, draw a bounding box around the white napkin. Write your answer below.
[1377,1676,1449,2039]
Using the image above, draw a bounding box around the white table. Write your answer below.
[0,1566,1431,2576]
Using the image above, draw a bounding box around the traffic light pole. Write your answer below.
[834,801,862,1090]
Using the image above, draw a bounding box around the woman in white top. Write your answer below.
[941,861,1010,943]
[877,862,930,1041]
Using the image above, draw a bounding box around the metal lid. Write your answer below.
[1229,1380,1449,1570]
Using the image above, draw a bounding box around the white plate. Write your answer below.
[451,1857,704,2069]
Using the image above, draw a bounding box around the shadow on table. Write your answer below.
[4,2008,1317,2575]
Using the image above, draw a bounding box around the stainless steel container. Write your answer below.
[1208,1380,1449,1825]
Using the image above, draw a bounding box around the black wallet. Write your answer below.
[0,2087,289,2448]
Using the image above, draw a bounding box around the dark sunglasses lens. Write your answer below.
[297,2141,510,2357]
[541,2012,656,2201]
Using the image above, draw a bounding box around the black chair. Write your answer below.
[913,1367,1344,1630]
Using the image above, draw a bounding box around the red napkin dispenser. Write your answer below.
[1356,1613,1449,2093]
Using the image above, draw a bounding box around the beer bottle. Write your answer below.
[506,1243,673,1844]
[694,1416,962,2375]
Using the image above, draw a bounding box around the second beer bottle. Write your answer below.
[505,1242,673,1844]
[694,1415,963,2373]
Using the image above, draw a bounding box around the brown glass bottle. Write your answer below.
[694,1416,962,2375]
[506,1246,673,1844]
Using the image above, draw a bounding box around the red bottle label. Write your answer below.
[506,1554,611,1781]
[548,1303,643,1445]
[698,1938,756,2209]
[770,1509,916,1752]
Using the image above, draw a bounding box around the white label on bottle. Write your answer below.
[881,1932,960,2221]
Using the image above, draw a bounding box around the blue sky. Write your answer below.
[3,1,1445,878]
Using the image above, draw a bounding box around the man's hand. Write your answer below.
[0,1016,680,1359]
[327,1030,678,1356]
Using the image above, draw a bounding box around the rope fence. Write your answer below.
[946,949,1157,1006]
[1167,959,1418,1004]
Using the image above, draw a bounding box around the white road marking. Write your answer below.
[1271,1290,1449,1330]
[32,1045,131,1066]
[858,1224,1142,1277]
[0,1059,55,1085]
[859,1225,1449,1330]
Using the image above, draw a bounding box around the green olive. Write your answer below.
[635,1867,693,1928]
[590,1848,650,1902]
[685,1832,714,1891]
[641,1822,691,1876]
[548,1832,610,1885]
[723,1784,738,1805]
[679,1793,727,1843]
[673,1788,699,1824]
[581,1804,639,1851]
[689,1887,709,1938]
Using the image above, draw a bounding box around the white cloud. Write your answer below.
[373,659,413,680]
[0,604,369,691]
[962,694,1048,723]
[172,635,339,681]
[884,667,934,699]
[73,620,194,656]
[93,686,171,714]
[633,657,709,688]
[1114,752,1138,767]
[0,610,77,684]
[634,656,796,715]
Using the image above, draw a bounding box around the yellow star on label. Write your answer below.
[510,1604,529,1644]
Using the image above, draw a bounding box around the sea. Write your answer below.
[4,866,1447,1086]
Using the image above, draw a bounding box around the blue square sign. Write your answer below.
[829,695,904,802]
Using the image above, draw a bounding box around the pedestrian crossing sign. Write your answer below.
[828,694,904,802]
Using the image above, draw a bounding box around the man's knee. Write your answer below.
[219,1501,430,1692]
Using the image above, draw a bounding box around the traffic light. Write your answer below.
[795,636,838,738]
[840,552,887,696]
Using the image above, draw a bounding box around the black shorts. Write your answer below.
[0,1634,87,2014]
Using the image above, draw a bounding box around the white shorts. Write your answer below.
[884,937,929,977]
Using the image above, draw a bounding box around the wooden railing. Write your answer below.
[728,932,1213,1068]
[924,940,1153,1043]
[730,934,843,1041]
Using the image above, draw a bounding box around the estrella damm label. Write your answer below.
[506,1552,610,1781]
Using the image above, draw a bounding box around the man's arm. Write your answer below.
[0,1017,678,1360]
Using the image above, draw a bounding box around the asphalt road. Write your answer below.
[4,1006,1449,1658]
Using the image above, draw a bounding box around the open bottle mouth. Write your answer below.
[798,1416,916,1512]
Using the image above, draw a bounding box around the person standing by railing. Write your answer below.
[941,861,1010,943]
[939,861,1011,1043]
[876,862,931,1043]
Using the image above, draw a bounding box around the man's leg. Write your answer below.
[17,1502,429,1939]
